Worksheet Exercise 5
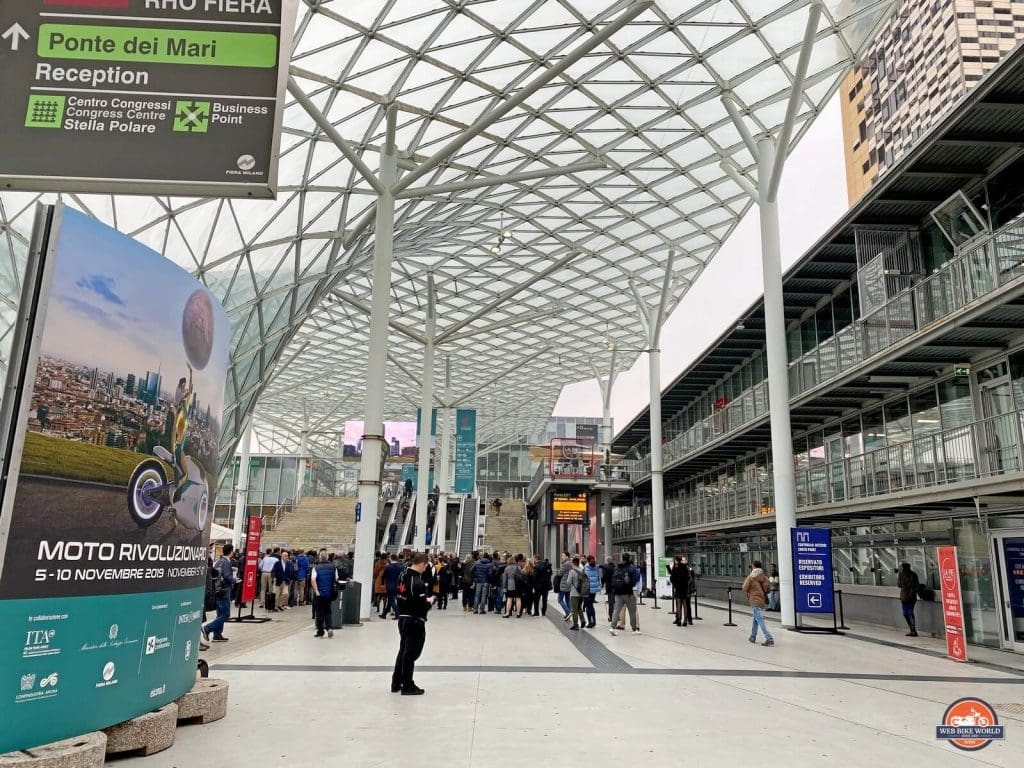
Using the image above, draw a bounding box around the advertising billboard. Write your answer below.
[454,408,476,494]
[791,527,835,615]
[0,0,297,197]
[0,205,230,752]
[938,546,968,662]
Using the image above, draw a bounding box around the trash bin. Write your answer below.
[330,592,344,629]
[342,580,361,625]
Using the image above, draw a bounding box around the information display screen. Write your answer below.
[551,491,588,525]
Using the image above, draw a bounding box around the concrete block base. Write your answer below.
[175,678,229,725]
[103,703,177,757]
[0,733,106,768]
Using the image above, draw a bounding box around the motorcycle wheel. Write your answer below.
[128,461,167,528]
[196,488,209,532]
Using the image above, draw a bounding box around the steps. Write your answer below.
[483,499,531,556]
[263,496,358,552]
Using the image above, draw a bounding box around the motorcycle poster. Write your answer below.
[0,204,230,752]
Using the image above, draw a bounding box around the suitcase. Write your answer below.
[265,591,276,611]
[330,595,344,629]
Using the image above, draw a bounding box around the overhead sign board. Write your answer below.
[0,0,297,197]
[551,491,588,525]
[791,527,835,614]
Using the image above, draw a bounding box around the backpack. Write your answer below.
[577,570,590,598]
[612,565,634,594]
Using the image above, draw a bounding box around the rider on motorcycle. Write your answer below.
[170,366,196,504]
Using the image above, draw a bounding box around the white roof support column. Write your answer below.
[590,348,618,563]
[230,416,253,552]
[435,354,453,553]
[630,249,674,566]
[718,2,823,631]
[353,105,398,619]
[414,274,437,550]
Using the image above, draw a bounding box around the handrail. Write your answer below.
[623,215,1024,486]
[613,405,1024,539]
[264,497,294,531]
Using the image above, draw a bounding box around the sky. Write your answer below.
[343,419,418,450]
[552,94,851,437]
[40,208,231,419]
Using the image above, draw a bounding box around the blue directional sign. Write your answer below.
[791,527,834,614]
[355,502,362,523]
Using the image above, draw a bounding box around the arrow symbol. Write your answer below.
[2,22,29,51]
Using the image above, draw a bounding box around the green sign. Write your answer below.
[454,409,476,495]
[0,0,297,197]
[0,206,231,752]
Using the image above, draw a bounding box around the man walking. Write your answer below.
[259,548,277,610]
[380,554,404,619]
[392,553,432,695]
[742,560,775,646]
[202,544,235,643]
[670,555,692,627]
[583,555,600,628]
[566,557,587,630]
[606,552,638,638]
[310,551,338,638]
[897,562,920,637]
[274,550,293,611]
[600,556,616,623]
[555,551,573,620]
[533,555,552,616]
[608,553,641,636]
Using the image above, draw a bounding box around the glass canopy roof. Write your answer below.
[0,0,894,472]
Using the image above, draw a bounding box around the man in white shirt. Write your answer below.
[259,549,277,610]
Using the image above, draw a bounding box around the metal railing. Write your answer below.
[263,497,294,531]
[613,406,1024,540]
[623,215,1024,485]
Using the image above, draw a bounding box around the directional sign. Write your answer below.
[0,0,297,197]
[791,527,835,615]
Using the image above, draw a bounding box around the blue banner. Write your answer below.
[791,527,834,614]
[454,409,476,494]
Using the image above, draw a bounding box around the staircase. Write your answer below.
[263,496,358,553]
[483,499,531,556]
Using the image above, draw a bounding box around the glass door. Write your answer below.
[826,434,846,502]
[992,533,1024,653]
[980,377,1017,473]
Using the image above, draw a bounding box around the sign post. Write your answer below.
[791,527,842,634]
[232,513,268,623]
[938,545,969,662]
[0,0,297,196]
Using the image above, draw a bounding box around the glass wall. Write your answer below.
[216,454,300,508]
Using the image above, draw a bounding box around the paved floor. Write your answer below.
[129,599,1024,767]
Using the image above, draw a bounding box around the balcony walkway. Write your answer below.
[125,596,1021,767]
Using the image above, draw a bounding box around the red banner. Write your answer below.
[938,546,968,662]
[241,516,263,604]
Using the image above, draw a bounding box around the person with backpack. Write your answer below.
[583,555,600,628]
[310,550,339,638]
[609,552,641,636]
[897,562,920,637]
[566,557,587,630]
[555,551,573,621]
[202,544,235,643]
[742,560,775,647]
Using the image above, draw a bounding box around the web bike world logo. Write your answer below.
[936,698,1005,751]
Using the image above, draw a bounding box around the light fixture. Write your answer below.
[490,211,513,254]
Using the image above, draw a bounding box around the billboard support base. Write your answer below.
[229,601,271,624]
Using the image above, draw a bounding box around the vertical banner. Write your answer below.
[938,546,969,662]
[241,515,263,605]
[0,206,230,753]
[791,527,835,614]
[454,409,476,495]
[656,556,674,599]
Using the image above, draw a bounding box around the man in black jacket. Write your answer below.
[599,556,616,623]
[391,554,432,695]
[670,556,692,627]
[532,556,552,616]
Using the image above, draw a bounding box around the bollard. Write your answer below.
[835,589,851,630]
[723,586,737,627]
[691,590,703,621]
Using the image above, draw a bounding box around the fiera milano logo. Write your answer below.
[936,698,1006,751]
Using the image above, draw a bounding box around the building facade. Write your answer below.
[841,0,1024,203]
[613,47,1024,654]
